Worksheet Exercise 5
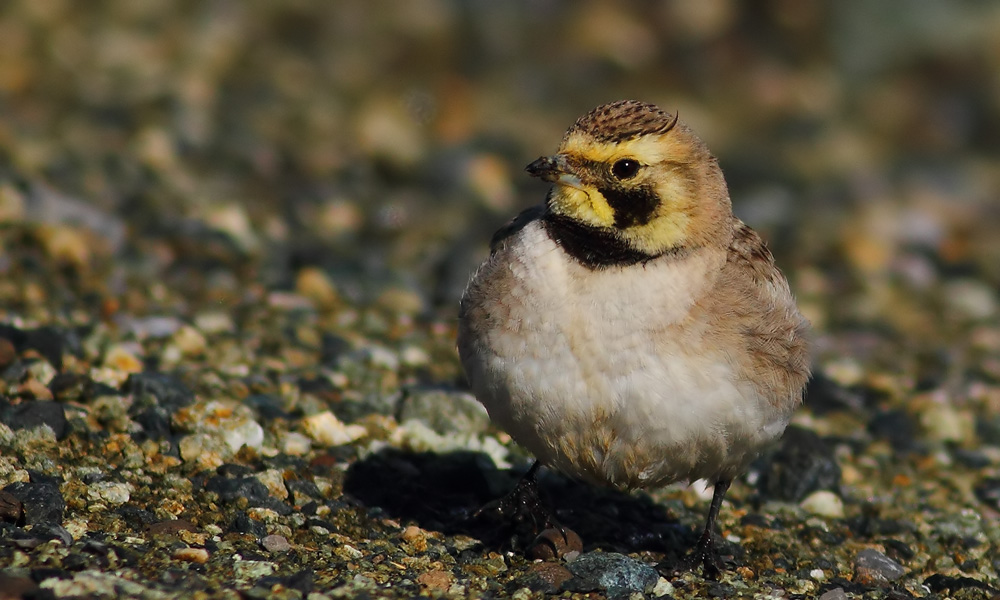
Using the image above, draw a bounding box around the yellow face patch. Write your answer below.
[548,183,616,228]
[539,124,714,258]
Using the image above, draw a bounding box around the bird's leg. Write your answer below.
[690,479,731,579]
[474,461,564,537]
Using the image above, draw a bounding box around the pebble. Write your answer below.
[261,534,291,553]
[416,569,452,592]
[3,481,65,526]
[122,372,194,411]
[87,481,133,505]
[301,411,367,446]
[918,399,975,443]
[170,325,207,357]
[255,469,288,500]
[295,267,340,309]
[397,389,491,435]
[0,489,23,522]
[279,431,313,456]
[819,588,848,600]
[0,337,16,369]
[103,344,145,375]
[517,563,573,595]
[1,401,67,440]
[173,547,210,563]
[800,490,845,518]
[853,548,905,586]
[178,433,231,470]
[563,552,659,600]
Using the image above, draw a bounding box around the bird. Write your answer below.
[457,100,810,574]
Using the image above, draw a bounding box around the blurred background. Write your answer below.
[1,0,1000,378]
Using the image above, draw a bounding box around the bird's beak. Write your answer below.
[526,154,573,183]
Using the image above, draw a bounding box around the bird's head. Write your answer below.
[528,100,733,258]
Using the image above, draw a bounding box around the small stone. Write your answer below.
[800,490,844,518]
[87,481,132,506]
[122,372,194,411]
[564,552,659,599]
[193,311,235,335]
[171,325,207,357]
[417,570,452,592]
[0,489,24,523]
[104,344,145,374]
[3,481,65,526]
[398,389,491,435]
[2,401,67,439]
[651,577,674,597]
[261,534,291,553]
[256,469,288,500]
[853,548,905,586]
[178,433,229,469]
[301,411,367,446]
[173,547,210,563]
[518,562,573,594]
[401,525,428,552]
[147,519,198,537]
[0,337,17,369]
[819,588,848,600]
[296,267,339,309]
[528,527,584,560]
[919,400,975,443]
[279,431,313,456]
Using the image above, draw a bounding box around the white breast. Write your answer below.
[459,220,791,490]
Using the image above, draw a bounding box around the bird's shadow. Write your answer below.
[342,448,697,559]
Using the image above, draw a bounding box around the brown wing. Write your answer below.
[722,221,811,406]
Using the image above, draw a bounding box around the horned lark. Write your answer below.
[457,100,811,573]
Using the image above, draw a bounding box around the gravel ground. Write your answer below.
[2,2,1000,599]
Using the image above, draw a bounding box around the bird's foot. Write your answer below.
[472,462,579,555]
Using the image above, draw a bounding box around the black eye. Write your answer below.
[611,158,640,180]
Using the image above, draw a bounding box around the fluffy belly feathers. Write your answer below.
[459,223,791,490]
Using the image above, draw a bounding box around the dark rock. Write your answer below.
[320,333,352,367]
[973,477,1000,510]
[206,475,268,503]
[244,394,288,420]
[117,505,158,529]
[758,426,841,502]
[3,481,65,526]
[802,373,869,414]
[868,410,920,453]
[853,548,905,586]
[122,372,194,411]
[30,568,69,583]
[2,401,68,439]
[22,326,71,370]
[563,552,659,600]
[952,448,991,469]
[130,407,172,440]
[230,512,267,537]
[48,372,95,402]
[924,573,997,596]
